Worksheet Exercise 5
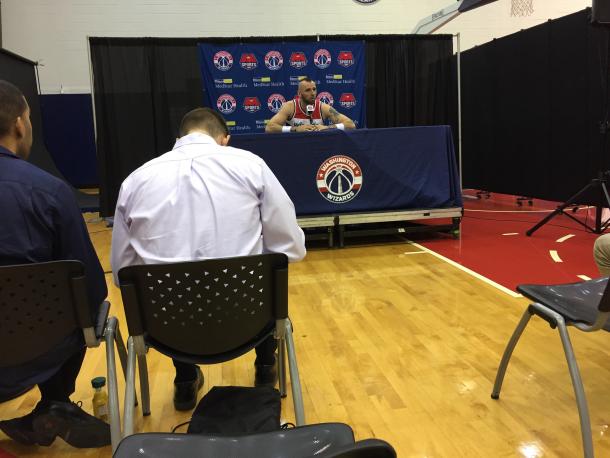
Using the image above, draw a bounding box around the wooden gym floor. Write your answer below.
[1,214,609,457]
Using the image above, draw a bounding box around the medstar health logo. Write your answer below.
[213,51,233,71]
[316,155,363,204]
[264,51,283,70]
[313,49,332,69]
[216,94,237,114]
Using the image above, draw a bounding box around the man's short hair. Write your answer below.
[0,81,27,138]
[299,77,313,84]
[179,107,229,138]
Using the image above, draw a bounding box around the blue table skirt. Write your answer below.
[230,126,462,216]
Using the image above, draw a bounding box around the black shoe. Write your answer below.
[0,403,55,446]
[255,360,278,388]
[173,366,204,411]
[32,401,110,448]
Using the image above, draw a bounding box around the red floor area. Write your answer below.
[417,191,602,292]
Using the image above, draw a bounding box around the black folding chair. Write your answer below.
[117,253,304,436]
[492,277,610,458]
[0,260,128,451]
[113,422,396,458]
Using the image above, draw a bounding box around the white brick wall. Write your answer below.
[0,0,591,93]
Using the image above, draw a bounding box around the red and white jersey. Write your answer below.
[287,96,323,126]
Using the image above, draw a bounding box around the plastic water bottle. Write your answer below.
[91,376,109,422]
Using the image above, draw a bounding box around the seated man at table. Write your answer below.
[111,107,306,411]
[265,77,356,133]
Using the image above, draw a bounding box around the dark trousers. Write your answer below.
[173,336,277,382]
[39,347,86,403]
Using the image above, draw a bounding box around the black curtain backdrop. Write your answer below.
[90,35,455,217]
[462,8,608,204]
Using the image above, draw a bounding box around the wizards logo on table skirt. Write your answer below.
[243,97,261,113]
[313,49,332,69]
[264,51,283,70]
[317,92,334,106]
[337,51,355,67]
[217,94,237,114]
[240,53,258,70]
[339,93,357,109]
[316,155,363,204]
[267,94,286,113]
[213,51,234,71]
[289,52,308,69]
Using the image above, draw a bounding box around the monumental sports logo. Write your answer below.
[239,53,258,70]
[264,51,283,70]
[243,97,261,113]
[317,92,334,106]
[316,155,363,204]
[313,49,332,69]
[213,51,233,71]
[267,94,286,113]
[339,93,357,109]
[216,94,237,114]
[289,52,308,69]
[337,51,355,67]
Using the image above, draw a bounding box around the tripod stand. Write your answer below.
[526,171,610,236]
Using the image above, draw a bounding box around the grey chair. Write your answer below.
[113,423,396,458]
[117,253,305,436]
[491,277,610,458]
[0,260,129,452]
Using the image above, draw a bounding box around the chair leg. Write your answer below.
[557,320,594,458]
[123,337,137,437]
[115,325,128,380]
[491,307,533,399]
[137,354,151,416]
[284,318,305,426]
[114,324,139,407]
[104,317,122,453]
[278,337,287,398]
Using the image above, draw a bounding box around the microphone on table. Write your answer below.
[306,104,315,123]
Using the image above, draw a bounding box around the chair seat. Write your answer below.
[517,277,610,330]
[113,423,355,458]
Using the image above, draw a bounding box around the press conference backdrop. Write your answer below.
[198,41,365,134]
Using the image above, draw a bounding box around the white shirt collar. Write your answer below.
[173,132,217,150]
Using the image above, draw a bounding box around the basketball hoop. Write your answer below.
[511,0,533,17]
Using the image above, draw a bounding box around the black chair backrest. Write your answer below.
[0,260,91,367]
[118,253,288,361]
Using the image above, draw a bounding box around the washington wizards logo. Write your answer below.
[339,93,357,109]
[267,94,286,113]
[216,94,237,114]
[239,53,258,70]
[337,51,355,67]
[289,52,307,69]
[213,51,233,71]
[314,49,332,69]
[264,51,283,70]
[243,97,261,113]
[316,155,363,204]
[317,92,334,106]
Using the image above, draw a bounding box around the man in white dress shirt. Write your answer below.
[111,107,306,411]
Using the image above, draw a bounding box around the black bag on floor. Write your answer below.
[187,386,281,435]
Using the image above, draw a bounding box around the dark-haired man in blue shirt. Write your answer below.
[0,80,110,448]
